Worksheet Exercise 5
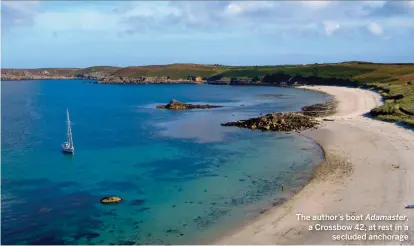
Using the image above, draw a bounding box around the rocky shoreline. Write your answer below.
[301,101,337,117]
[1,76,76,81]
[221,112,319,132]
[155,99,335,132]
[156,99,222,110]
[220,101,336,132]
[98,76,200,84]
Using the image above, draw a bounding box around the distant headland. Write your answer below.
[2,61,414,126]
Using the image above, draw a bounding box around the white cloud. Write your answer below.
[1,1,40,14]
[225,2,244,15]
[3,0,414,40]
[299,1,332,9]
[367,22,384,36]
[35,9,119,32]
[224,1,275,16]
[1,1,41,29]
[323,21,341,36]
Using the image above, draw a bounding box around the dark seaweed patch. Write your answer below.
[72,230,100,241]
[137,155,217,182]
[1,178,105,245]
[193,207,230,229]
[26,233,66,245]
[129,199,145,206]
[137,207,151,213]
[118,240,136,245]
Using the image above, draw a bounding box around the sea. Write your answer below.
[1,79,331,245]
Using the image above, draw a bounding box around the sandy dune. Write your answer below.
[217,86,414,245]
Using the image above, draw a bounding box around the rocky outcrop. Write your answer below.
[76,74,101,80]
[399,107,414,116]
[301,102,336,117]
[98,76,199,84]
[384,94,404,100]
[156,99,222,110]
[100,196,122,204]
[1,75,75,81]
[221,113,319,132]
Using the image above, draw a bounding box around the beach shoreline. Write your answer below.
[216,86,414,245]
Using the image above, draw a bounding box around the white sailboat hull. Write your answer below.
[62,145,74,154]
[62,109,75,155]
[62,143,74,154]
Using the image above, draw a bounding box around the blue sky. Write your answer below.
[2,0,414,68]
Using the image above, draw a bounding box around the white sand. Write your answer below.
[217,86,414,245]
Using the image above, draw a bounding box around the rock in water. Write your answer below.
[156,99,222,110]
[100,196,122,204]
[221,112,319,132]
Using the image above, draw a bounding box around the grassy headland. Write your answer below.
[2,62,414,126]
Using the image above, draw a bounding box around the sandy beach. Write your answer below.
[217,86,414,245]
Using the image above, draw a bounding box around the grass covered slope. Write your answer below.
[2,62,414,125]
[112,62,414,126]
[337,62,414,126]
[110,64,227,79]
[211,62,414,126]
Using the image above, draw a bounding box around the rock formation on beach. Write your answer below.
[156,99,223,110]
[221,112,319,132]
[301,102,336,117]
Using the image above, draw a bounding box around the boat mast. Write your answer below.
[66,109,73,147]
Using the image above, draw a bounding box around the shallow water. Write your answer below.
[1,80,330,244]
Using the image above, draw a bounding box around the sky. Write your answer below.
[1,0,414,68]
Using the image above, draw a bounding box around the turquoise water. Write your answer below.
[1,80,330,244]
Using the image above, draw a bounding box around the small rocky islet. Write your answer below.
[100,196,122,204]
[156,99,222,110]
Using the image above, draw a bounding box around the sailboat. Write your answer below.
[62,109,75,154]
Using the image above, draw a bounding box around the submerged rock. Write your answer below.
[221,112,319,132]
[100,196,122,204]
[156,99,222,110]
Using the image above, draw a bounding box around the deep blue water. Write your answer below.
[1,80,330,244]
